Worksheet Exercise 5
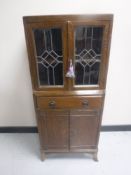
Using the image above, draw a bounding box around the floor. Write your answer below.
[0,132,131,175]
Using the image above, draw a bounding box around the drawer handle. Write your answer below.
[82,100,88,107]
[49,101,56,108]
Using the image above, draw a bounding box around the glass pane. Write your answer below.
[33,28,63,86]
[74,26,103,85]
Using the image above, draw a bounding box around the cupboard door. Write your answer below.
[39,110,69,151]
[23,20,68,90]
[70,110,100,150]
[68,20,112,90]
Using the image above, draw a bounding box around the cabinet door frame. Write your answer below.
[68,20,113,90]
[38,109,69,151]
[23,20,68,91]
[69,109,100,150]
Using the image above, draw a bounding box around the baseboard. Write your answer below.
[0,127,38,133]
[0,125,131,133]
[101,125,131,131]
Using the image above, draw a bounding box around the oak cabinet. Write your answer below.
[23,15,113,161]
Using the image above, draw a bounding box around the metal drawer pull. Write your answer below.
[82,100,88,107]
[49,101,56,108]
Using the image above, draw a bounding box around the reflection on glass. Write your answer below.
[33,28,63,86]
[75,26,103,85]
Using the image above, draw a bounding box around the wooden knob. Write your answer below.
[49,101,56,108]
[82,100,88,107]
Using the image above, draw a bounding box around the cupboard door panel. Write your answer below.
[68,20,111,90]
[39,110,69,150]
[24,21,68,90]
[70,110,100,150]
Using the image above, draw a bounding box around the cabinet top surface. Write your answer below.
[23,14,113,23]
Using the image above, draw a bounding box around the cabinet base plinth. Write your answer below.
[40,149,98,161]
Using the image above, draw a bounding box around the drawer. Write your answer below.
[37,96,103,109]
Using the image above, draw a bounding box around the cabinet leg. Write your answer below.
[40,149,46,161]
[92,152,98,161]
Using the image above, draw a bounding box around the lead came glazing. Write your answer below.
[33,28,63,86]
[75,26,103,85]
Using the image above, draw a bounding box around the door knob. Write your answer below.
[49,101,56,108]
[82,100,88,107]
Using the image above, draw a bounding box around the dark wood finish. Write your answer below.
[38,110,69,150]
[23,21,68,91]
[23,14,113,91]
[23,14,113,23]
[68,20,112,90]
[37,96,103,109]
[70,110,100,150]
[23,14,113,161]
[33,89,105,96]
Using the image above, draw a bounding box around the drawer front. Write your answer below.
[37,96,103,109]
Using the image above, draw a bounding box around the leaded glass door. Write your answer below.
[26,22,68,90]
[68,21,110,90]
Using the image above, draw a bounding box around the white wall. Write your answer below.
[0,0,131,126]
